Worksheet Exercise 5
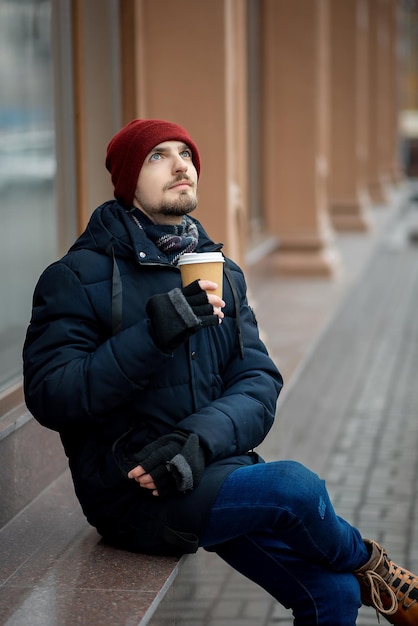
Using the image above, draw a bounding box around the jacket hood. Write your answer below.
[69,200,221,264]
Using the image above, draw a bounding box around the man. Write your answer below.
[23,119,418,625]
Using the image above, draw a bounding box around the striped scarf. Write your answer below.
[128,209,199,265]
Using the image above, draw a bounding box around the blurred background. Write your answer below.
[1,2,418,624]
[0,0,414,399]
[0,0,417,405]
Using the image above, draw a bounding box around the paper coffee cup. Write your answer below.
[178,252,224,297]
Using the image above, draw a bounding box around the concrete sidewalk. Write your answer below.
[150,179,418,625]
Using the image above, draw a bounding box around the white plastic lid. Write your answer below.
[177,252,224,265]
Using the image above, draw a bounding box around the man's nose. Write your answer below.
[173,154,188,173]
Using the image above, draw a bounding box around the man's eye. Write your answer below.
[180,149,192,158]
[150,153,162,161]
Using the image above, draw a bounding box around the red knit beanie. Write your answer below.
[105,119,201,208]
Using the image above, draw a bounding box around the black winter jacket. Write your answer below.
[23,200,283,554]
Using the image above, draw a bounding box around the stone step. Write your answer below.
[0,393,67,528]
[0,469,182,625]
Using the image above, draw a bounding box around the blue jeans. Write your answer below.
[199,461,369,626]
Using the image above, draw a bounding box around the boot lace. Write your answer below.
[363,543,418,619]
[363,569,398,617]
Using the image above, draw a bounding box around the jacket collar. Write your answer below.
[70,200,223,265]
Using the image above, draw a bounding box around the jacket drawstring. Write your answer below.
[224,265,245,359]
[107,244,123,335]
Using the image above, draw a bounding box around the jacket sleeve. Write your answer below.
[175,273,283,461]
[23,261,172,431]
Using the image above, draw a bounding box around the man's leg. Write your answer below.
[200,461,366,625]
[200,461,418,625]
[210,533,361,626]
[200,461,368,571]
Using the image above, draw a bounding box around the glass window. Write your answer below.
[0,0,56,392]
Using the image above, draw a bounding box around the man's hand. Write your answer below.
[197,280,225,322]
[146,279,225,352]
[123,431,205,498]
[128,465,159,496]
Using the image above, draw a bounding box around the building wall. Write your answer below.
[69,0,405,269]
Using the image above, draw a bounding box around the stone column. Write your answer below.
[367,0,392,204]
[120,0,248,266]
[261,0,340,276]
[71,0,119,228]
[389,0,405,183]
[329,0,372,231]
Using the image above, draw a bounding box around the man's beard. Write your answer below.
[158,193,198,217]
[137,192,198,220]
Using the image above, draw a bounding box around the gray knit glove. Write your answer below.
[146,280,218,351]
[114,431,205,498]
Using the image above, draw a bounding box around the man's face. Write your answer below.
[133,140,198,224]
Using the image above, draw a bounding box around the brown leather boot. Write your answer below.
[355,539,418,624]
